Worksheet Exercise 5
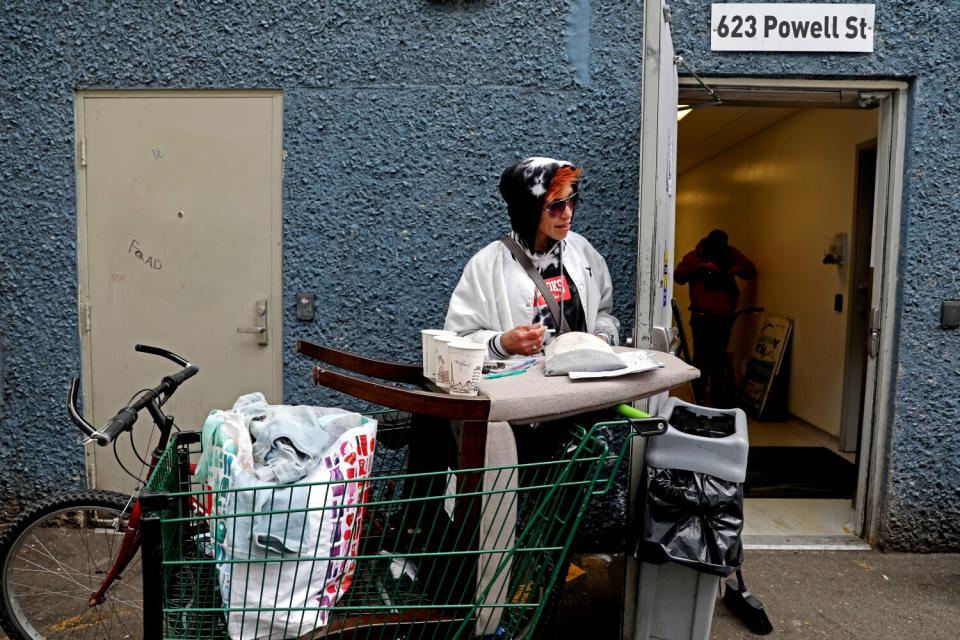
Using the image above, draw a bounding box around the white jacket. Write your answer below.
[444,232,620,350]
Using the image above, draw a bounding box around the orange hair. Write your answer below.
[545,165,583,204]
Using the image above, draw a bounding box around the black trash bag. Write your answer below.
[636,466,744,576]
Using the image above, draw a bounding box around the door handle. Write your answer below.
[237,299,269,345]
[868,307,880,358]
[650,326,675,354]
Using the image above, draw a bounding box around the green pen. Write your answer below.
[483,367,530,380]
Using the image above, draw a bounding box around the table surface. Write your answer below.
[477,348,699,423]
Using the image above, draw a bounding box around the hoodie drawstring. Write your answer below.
[559,241,564,336]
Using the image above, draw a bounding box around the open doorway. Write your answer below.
[672,100,884,545]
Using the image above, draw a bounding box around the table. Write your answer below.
[296,339,697,466]
[295,339,698,636]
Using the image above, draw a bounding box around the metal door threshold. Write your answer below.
[743,534,872,551]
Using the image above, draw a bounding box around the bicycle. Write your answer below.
[0,344,667,640]
[0,344,198,640]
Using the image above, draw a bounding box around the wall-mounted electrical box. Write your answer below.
[296,291,316,321]
[942,300,960,330]
[822,232,848,265]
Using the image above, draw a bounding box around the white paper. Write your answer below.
[567,350,664,379]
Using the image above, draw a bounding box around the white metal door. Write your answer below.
[634,2,679,361]
[76,91,284,493]
[855,90,906,540]
[624,2,678,637]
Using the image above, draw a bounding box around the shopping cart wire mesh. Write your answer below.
[141,412,643,640]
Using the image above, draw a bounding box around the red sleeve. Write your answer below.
[729,247,756,280]
[673,250,703,285]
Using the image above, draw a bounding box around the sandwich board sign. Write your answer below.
[740,315,793,418]
[711,3,875,52]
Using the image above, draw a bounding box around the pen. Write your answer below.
[483,367,531,380]
[539,321,556,334]
[505,357,537,371]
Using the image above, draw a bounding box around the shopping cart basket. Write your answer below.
[138,410,664,640]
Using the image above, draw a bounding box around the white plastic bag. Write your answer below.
[543,331,627,376]
[198,408,377,640]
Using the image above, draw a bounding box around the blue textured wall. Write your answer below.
[0,1,644,532]
[1,1,958,551]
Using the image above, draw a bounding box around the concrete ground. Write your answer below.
[2,547,957,639]
[556,551,960,639]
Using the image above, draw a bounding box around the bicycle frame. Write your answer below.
[88,399,177,606]
[66,344,198,609]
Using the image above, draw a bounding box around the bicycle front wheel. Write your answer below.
[0,490,142,640]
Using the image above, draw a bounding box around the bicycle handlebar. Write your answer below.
[99,408,139,444]
[134,343,190,367]
[67,346,198,446]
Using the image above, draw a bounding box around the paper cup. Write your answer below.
[433,334,461,389]
[421,329,455,380]
[447,341,488,396]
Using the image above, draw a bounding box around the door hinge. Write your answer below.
[858,92,885,109]
[868,307,881,357]
[81,303,92,333]
[79,138,87,168]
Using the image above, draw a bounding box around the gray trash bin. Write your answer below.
[632,397,749,640]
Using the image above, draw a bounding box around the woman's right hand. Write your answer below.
[500,324,546,356]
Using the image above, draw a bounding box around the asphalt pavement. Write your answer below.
[556,550,960,639]
[2,548,957,638]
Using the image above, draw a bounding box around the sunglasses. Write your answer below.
[544,192,580,218]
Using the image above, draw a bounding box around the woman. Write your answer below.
[444,156,619,355]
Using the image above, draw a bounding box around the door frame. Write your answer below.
[672,77,908,544]
[839,140,878,454]
[74,89,285,487]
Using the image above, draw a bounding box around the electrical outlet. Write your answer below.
[296,292,315,321]
[941,300,960,329]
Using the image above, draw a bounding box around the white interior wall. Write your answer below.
[675,107,879,435]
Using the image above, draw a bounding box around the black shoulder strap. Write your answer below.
[500,235,571,334]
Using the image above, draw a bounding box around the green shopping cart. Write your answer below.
[138,409,665,640]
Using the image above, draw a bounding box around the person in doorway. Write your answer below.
[674,229,756,404]
[444,156,620,356]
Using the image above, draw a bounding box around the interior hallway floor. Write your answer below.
[744,412,862,545]
[669,387,863,545]
[747,413,855,464]
[744,414,862,545]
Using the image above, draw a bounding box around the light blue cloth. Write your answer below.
[232,392,358,484]
[225,393,369,554]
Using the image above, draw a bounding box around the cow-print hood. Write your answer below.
[498,156,574,252]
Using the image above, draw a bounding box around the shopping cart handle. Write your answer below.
[615,404,668,437]
[616,403,650,419]
[629,417,668,437]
